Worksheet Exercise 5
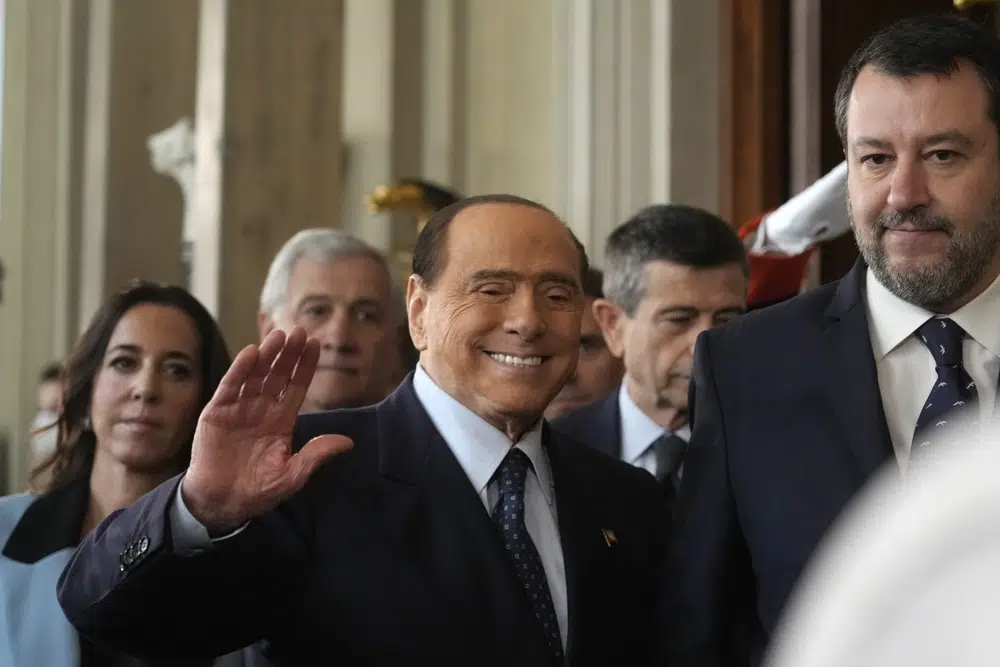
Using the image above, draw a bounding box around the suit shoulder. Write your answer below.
[550,399,603,435]
[293,406,379,448]
[556,433,659,494]
[704,279,840,351]
[549,393,618,456]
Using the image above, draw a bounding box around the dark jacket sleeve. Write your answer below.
[662,331,759,667]
[56,475,312,660]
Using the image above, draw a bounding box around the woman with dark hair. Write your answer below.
[0,280,254,666]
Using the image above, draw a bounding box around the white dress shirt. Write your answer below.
[618,383,690,478]
[865,268,1000,470]
[171,364,567,648]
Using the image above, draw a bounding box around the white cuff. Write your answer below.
[757,161,850,255]
[169,477,249,556]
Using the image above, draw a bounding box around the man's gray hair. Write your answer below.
[603,205,748,316]
[259,228,405,324]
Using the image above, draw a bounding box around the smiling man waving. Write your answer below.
[57,194,670,667]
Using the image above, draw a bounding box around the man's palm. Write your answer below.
[182,327,353,532]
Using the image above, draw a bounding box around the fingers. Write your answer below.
[280,337,321,408]
[240,329,287,398]
[260,327,308,398]
[286,434,354,491]
[211,344,260,405]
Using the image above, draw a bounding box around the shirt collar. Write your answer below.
[866,267,1000,360]
[618,382,690,464]
[412,364,553,504]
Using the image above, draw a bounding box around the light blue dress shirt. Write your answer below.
[618,382,690,478]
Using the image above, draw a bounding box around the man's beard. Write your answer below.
[851,195,1000,310]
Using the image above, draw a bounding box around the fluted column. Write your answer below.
[189,0,345,350]
[0,0,89,492]
[551,0,723,261]
[78,0,200,329]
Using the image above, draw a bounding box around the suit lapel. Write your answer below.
[595,392,623,460]
[823,261,895,480]
[375,377,551,662]
[546,425,618,664]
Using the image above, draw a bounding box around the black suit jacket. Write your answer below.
[552,392,682,516]
[57,376,669,666]
[551,392,622,460]
[664,260,897,667]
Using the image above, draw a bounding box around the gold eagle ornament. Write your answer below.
[365,179,462,277]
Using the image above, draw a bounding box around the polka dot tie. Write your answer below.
[912,317,979,454]
[492,448,563,663]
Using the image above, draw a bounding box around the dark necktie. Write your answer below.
[652,432,688,492]
[912,317,979,454]
[492,448,563,663]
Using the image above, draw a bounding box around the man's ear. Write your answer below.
[592,298,627,359]
[406,274,430,352]
[257,311,276,342]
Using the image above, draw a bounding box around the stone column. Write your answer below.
[551,0,723,262]
[78,0,200,329]
[0,0,89,492]
[189,0,345,350]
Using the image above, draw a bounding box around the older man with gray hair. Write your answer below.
[552,204,748,508]
[258,228,405,412]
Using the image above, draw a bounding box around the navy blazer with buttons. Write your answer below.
[56,374,670,666]
[0,478,257,667]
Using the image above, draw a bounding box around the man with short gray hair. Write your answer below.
[258,228,403,412]
[553,204,748,503]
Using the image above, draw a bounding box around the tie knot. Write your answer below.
[495,448,532,496]
[917,318,966,367]
[653,433,688,478]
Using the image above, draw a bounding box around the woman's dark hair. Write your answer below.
[32,280,231,491]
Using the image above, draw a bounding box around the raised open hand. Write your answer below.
[181,327,354,533]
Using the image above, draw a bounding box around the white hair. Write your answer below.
[259,228,404,324]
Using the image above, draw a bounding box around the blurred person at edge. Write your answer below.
[0,280,267,666]
[30,362,65,467]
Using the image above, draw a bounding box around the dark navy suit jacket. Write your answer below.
[550,392,623,461]
[57,375,670,666]
[664,260,898,667]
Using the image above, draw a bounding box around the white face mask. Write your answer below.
[30,410,59,458]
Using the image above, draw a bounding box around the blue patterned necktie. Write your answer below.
[912,317,979,453]
[492,448,563,663]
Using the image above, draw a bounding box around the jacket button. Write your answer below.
[139,537,149,553]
